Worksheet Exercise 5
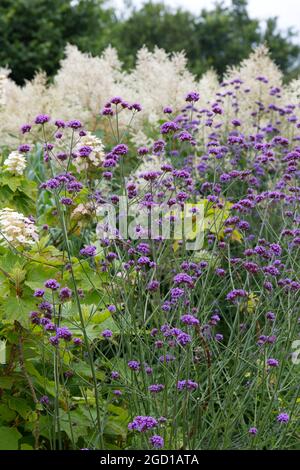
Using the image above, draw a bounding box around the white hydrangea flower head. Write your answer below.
[4,151,27,175]
[74,131,105,172]
[0,208,38,247]
[71,202,94,219]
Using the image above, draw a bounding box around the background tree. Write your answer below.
[0,0,114,84]
[0,0,299,84]
[114,0,300,78]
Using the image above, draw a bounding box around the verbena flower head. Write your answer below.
[44,279,60,290]
[185,91,200,102]
[111,371,120,379]
[277,413,289,423]
[80,245,97,257]
[67,119,82,129]
[34,114,50,124]
[59,287,72,301]
[248,427,258,435]
[226,289,248,302]
[177,380,198,391]
[18,144,31,153]
[148,384,164,393]
[56,326,72,341]
[73,337,83,346]
[102,329,113,338]
[267,358,279,367]
[39,395,50,406]
[34,289,45,298]
[107,305,116,313]
[180,314,199,326]
[160,121,179,134]
[128,416,158,432]
[128,360,140,371]
[21,124,31,134]
[149,435,164,448]
[215,333,224,342]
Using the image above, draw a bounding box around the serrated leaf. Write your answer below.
[1,295,36,326]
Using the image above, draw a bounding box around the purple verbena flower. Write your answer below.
[102,329,113,338]
[33,289,45,298]
[185,91,200,102]
[59,287,72,301]
[177,380,198,391]
[128,416,158,432]
[35,114,50,124]
[44,279,60,290]
[67,120,82,129]
[149,435,164,448]
[180,314,199,326]
[267,358,279,367]
[248,427,258,435]
[80,245,97,257]
[128,360,140,371]
[148,384,164,393]
[277,413,289,423]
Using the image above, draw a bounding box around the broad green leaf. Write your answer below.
[8,397,33,420]
[0,404,17,422]
[0,426,22,450]
[1,295,36,326]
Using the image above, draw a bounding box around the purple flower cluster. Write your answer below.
[128,416,158,432]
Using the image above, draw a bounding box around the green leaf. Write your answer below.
[25,263,59,291]
[59,409,92,444]
[0,404,17,423]
[0,174,23,192]
[0,376,15,389]
[20,443,34,450]
[24,362,56,397]
[8,397,33,420]
[34,415,52,440]
[90,309,111,324]
[104,418,127,439]
[1,295,36,326]
[0,426,22,450]
[0,252,24,272]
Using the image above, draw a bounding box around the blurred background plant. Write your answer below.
[0,0,299,85]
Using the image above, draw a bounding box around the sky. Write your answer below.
[112,0,300,33]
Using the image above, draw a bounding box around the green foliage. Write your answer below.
[0,0,299,83]
[0,0,114,84]
[0,173,37,215]
[113,0,300,78]
[0,426,22,450]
